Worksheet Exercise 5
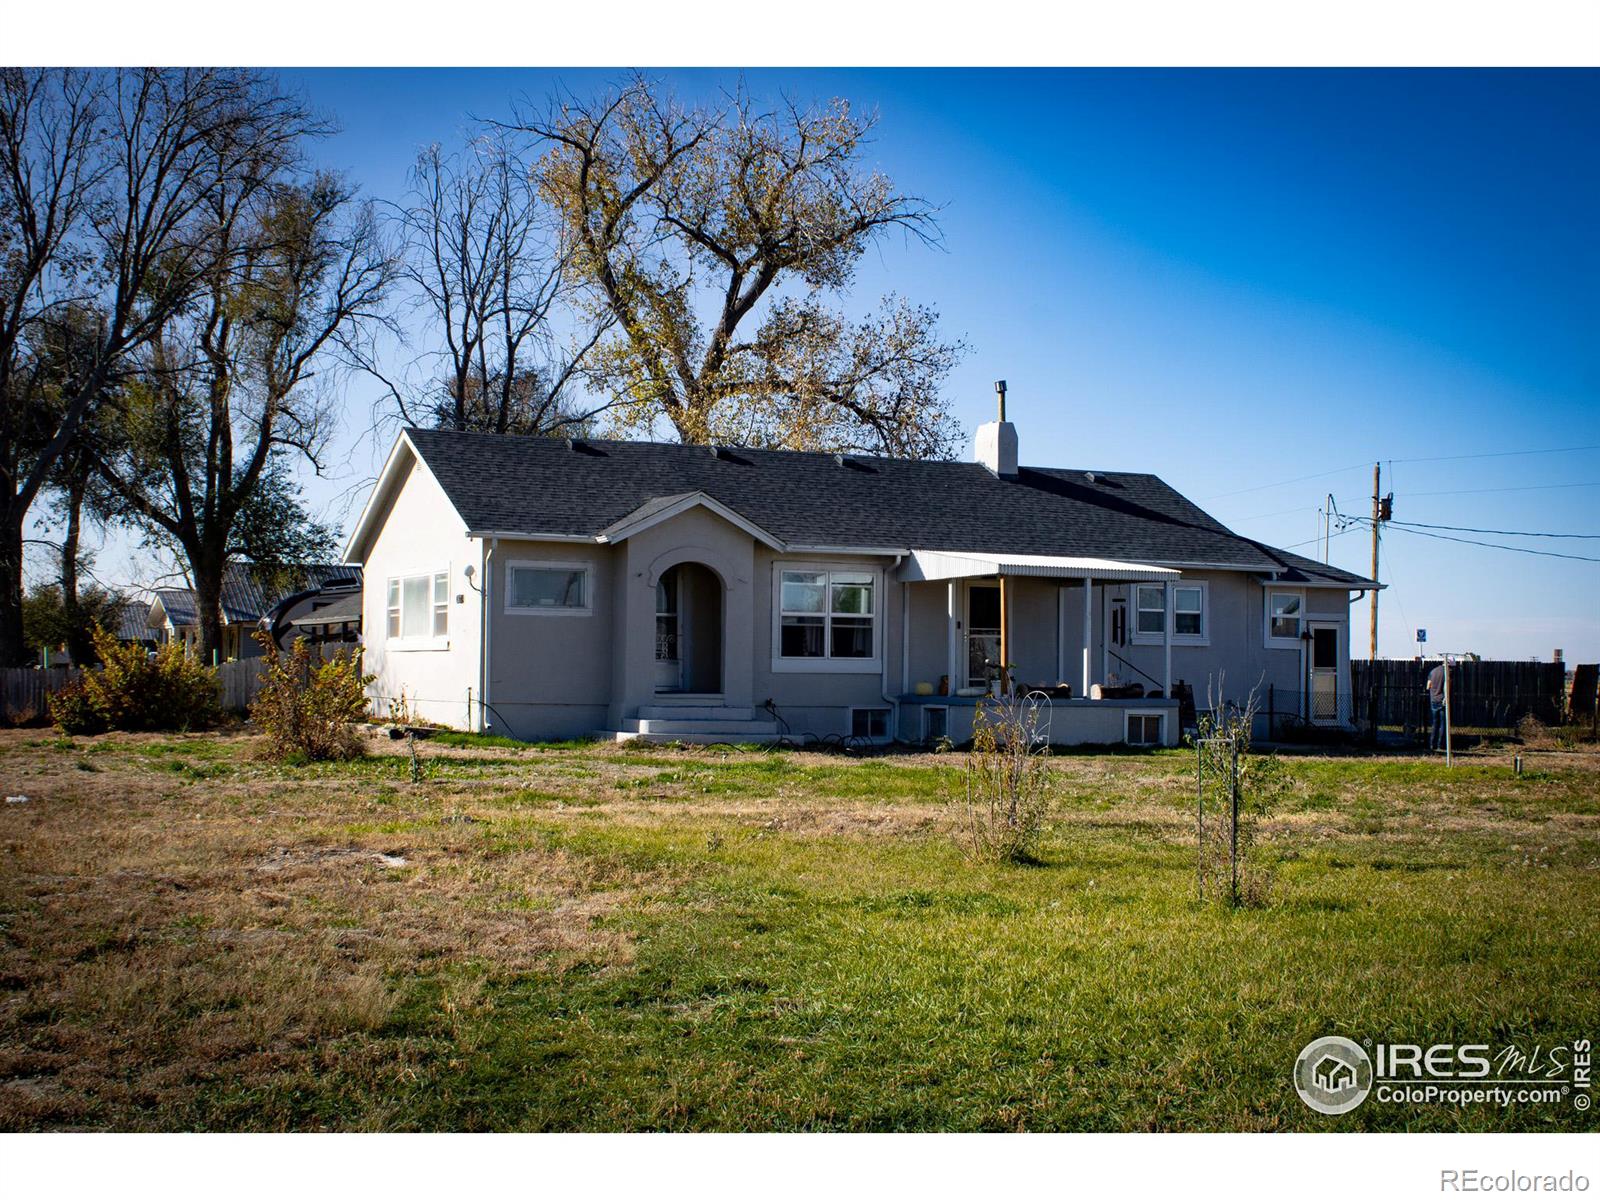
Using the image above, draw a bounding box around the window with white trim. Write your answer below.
[1132,581,1208,645]
[506,562,591,615]
[1127,712,1164,746]
[386,571,449,641]
[1268,591,1303,642]
[851,707,890,739]
[1173,585,1205,639]
[1135,585,1165,636]
[779,568,875,660]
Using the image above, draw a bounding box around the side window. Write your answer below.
[1269,592,1302,641]
[388,570,448,641]
[506,563,591,614]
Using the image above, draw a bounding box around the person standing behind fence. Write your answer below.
[1425,660,1448,751]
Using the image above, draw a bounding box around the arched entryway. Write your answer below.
[654,562,723,694]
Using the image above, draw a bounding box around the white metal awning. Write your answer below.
[896,549,1181,583]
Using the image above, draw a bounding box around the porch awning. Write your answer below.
[896,549,1181,583]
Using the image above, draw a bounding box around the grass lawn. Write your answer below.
[0,728,1596,1131]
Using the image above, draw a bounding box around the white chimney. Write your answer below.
[975,379,1018,477]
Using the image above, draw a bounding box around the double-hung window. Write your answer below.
[387,570,449,643]
[1135,586,1166,637]
[1173,585,1205,639]
[778,568,876,663]
[1132,582,1208,645]
[1268,591,1303,643]
[505,562,591,615]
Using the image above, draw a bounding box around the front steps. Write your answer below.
[594,703,782,745]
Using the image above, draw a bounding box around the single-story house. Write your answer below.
[148,564,363,660]
[344,402,1379,746]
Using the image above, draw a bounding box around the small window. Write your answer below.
[851,707,890,739]
[1174,586,1204,638]
[1127,712,1164,746]
[387,570,448,642]
[780,569,875,660]
[1269,591,1302,641]
[923,706,948,744]
[507,563,590,614]
[1136,586,1165,635]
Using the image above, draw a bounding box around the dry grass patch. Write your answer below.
[0,731,666,1130]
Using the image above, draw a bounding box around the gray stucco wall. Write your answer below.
[364,462,1355,744]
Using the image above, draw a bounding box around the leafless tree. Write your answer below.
[516,76,965,456]
[376,133,610,437]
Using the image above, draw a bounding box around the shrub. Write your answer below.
[49,628,222,734]
[948,696,1056,864]
[249,631,373,761]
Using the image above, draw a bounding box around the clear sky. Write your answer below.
[80,68,1600,661]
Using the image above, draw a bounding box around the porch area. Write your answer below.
[894,548,1187,747]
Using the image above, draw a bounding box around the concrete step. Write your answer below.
[594,728,784,746]
[619,717,780,736]
[637,704,757,721]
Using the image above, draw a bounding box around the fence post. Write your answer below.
[1195,737,1204,903]
[1229,740,1240,907]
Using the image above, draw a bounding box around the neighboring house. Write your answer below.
[344,407,1378,746]
[147,564,363,660]
[276,586,362,647]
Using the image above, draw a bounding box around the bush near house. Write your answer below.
[48,629,222,734]
[249,631,373,762]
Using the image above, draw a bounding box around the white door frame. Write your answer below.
[1307,620,1342,726]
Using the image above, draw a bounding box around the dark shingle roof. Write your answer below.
[289,590,362,627]
[404,429,1378,587]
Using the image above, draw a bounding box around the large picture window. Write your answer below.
[778,568,876,662]
[386,570,448,642]
[506,562,591,615]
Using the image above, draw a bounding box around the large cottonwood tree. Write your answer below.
[517,78,965,457]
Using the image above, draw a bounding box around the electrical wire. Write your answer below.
[1399,481,1600,498]
[1388,444,1600,465]
[1362,521,1600,564]
[1389,520,1600,540]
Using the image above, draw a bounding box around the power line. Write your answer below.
[1376,522,1600,564]
[1280,526,1359,551]
[1390,519,1600,540]
[1388,443,1600,465]
[1202,463,1368,501]
[1399,480,1600,498]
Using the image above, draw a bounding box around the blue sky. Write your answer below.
[97,68,1600,660]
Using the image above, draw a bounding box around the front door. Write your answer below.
[1309,623,1340,724]
[966,582,1001,689]
[654,570,682,692]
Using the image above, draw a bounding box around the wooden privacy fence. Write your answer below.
[0,657,272,722]
[1350,659,1570,733]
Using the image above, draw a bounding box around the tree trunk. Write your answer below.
[61,468,95,667]
[191,554,228,666]
[0,514,26,667]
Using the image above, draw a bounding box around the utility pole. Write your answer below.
[1369,462,1381,659]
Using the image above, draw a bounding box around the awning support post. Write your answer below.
[1081,576,1093,698]
[1163,579,1174,699]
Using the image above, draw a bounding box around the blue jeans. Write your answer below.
[1430,701,1446,750]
